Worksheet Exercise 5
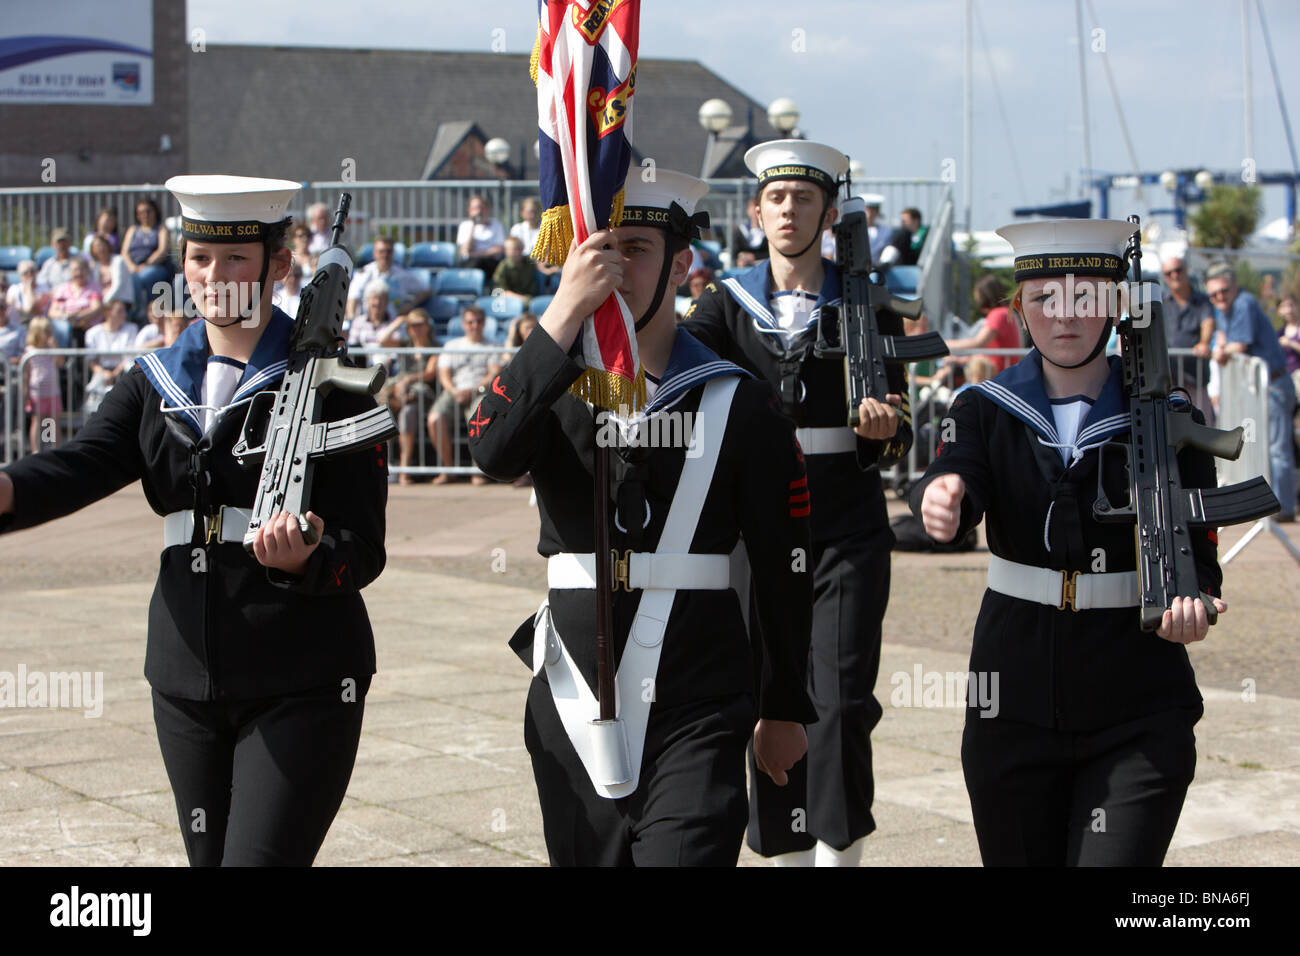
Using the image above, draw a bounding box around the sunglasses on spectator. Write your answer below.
[1207,288,1232,299]
[1163,266,1185,277]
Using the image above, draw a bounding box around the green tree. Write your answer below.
[1189,185,1261,249]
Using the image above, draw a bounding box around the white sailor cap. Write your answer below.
[744,139,849,195]
[995,218,1136,283]
[165,174,300,244]
[859,192,885,208]
[617,166,711,238]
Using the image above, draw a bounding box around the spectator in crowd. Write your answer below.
[427,304,499,485]
[492,236,539,300]
[1209,262,1296,521]
[346,235,429,320]
[510,198,559,278]
[306,202,332,255]
[48,258,103,340]
[133,301,189,351]
[87,234,135,313]
[385,308,440,486]
[83,298,139,415]
[736,249,757,268]
[687,267,713,304]
[121,197,173,308]
[275,263,306,318]
[289,224,314,273]
[501,310,538,364]
[456,195,506,276]
[82,207,121,256]
[23,316,63,452]
[1278,292,1300,397]
[944,275,1021,375]
[880,207,927,267]
[1161,255,1216,421]
[7,260,49,324]
[0,274,24,365]
[732,196,769,262]
[347,279,413,370]
[37,227,88,289]
[861,194,891,263]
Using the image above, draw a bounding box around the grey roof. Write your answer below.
[189,47,780,182]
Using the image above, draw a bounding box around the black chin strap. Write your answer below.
[204,242,273,329]
[783,192,833,261]
[635,246,676,331]
[1025,318,1111,370]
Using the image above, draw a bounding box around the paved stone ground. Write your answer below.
[0,480,1297,866]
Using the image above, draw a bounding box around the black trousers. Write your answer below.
[524,678,753,866]
[961,706,1201,866]
[747,530,888,854]
[151,676,370,866]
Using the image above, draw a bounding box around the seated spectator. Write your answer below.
[23,317,64,452]
[492,236,539,300]
[37,227,88,289]
[510,198,560,277]
[82,206,121,256]
[121,197,173,308]
[83,299,139,415]
[384,308,440,485]
[457,195,506,276]
[944,275,1021,375]
[275,263,307,318]
[687,267,713,304]
[0,274,24,365]
[48,258,103,340]
[427,304,499,484]
[133,302,189,350]
[501,311,538,364]
[306,202,332,255]
[880,207,927,267]
[346,235,429,320]
[87,234,135,313]
[8,260,50,323]
[289,223,315,275]
[732,196,768,261]
[346,279,411,370]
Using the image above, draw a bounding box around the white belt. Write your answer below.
[987,553,1139,611]
[162,507,253,547]
[547,552,731,591]
[795,426,857,455]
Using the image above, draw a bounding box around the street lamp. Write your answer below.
[1158,170,1178,192]
[768,97,800,137]
[1194,170,1215,191]
[698,98,733,134]
[484,137,512,223]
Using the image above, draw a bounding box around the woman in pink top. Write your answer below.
[23,317,64,451]
[48,258,103,336]
[947,274,1023,374]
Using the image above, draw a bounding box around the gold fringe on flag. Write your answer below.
[609,187,625,227]
[532,204,574,267]
[530,25,541,86]
[570,365,646,413]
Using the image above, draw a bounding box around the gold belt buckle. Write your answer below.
[611,549,633,592]
[205,507,224,545]
[1058,569,1081,611]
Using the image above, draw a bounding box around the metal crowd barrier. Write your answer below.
[5,344,522,479]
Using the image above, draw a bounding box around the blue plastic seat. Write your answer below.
[0,245,32,270]
[34,246,56,268]
[477,295,525,322]
[434,268,485,299]
[409,241,457,268]
[884,265,920,297]
[528,294,555,317]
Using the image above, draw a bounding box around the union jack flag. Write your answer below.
[531,0,642,411]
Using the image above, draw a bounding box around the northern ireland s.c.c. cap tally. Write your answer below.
[618,166,711,239]
[744,139,849,195]
[995,218,1136,283]
[165,174,301,244]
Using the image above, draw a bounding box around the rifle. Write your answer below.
[1093,216,1279,630]
[815,196,949,427]
[232,194,398,551]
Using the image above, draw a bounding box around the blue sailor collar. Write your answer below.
[641,327,750,415]
[135,307,293,436]
[972,351,1130,452]
[720,258,842,337]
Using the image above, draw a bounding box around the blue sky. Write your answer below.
[188,0,1299,232]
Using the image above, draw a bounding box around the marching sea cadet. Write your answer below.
[682,139,910,866]
[470,167,816,866]
[912,218,1226,866]
[0,176,389,865]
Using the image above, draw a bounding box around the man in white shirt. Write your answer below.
[456,196,506,276]
[37,227,89,289]
[346,235,429,320]
[427,303,499,484]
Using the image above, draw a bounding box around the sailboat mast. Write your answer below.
[1075,0,1092,200]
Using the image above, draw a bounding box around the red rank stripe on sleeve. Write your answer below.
[788,475,810,518]
[1207,529,1218,545]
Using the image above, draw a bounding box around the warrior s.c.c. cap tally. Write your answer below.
[618,166,711,239]
[996,218,1136,284]
[165,175,301,244]
[744,139,849,195]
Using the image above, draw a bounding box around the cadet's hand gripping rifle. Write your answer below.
[232,194,398,552]
[1093,216,1279,630]
[815,196,948,426]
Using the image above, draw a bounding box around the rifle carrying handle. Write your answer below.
[329,362,387,396]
